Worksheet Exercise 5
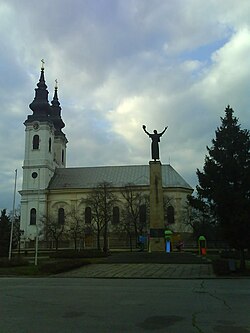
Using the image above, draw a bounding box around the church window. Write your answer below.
[33,135,39,149]
[167,206,175,224]
[58,208,65,225]
[62,149,64,163]
[112,206,120,224]
[30,208,36,225]
[139,204,147,224]
[85,207,91,224]
[32,172,38,179]
[49,138,52,153]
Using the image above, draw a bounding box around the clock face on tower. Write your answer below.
[33,122,39,130]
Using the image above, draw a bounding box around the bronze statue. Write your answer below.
[142,125,168,161]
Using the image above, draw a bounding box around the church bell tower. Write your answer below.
[20,62,67,240]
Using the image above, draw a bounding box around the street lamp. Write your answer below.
[8,169,17,260]
[34,168,40,266]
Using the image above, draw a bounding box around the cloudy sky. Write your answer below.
[1,0,250,211]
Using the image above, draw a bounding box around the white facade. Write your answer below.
[20,68,67,241]
[20,121,56,240]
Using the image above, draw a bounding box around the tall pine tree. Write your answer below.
[197,106,250,270]
[0,209,11,257]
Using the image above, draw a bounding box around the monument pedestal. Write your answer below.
[149,161,165,252]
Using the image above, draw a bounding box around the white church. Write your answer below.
[20,65,193,248]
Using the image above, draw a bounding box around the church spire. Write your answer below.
[27,60,51,122]
[51,79,60,109]
[50,80,65,135]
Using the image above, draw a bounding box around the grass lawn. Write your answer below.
[0,257,91,276]
[0,265,42,276]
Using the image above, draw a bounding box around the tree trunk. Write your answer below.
[239,248,246,271]
[128,232,132,252]
[134,222,138,248]
[97,226,101,250]
[103,220,108,254]
[103,185,109,254]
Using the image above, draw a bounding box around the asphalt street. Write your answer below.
[0,278,250,333]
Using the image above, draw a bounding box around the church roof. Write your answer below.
[48,164,193,190]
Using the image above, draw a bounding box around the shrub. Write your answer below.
[50,249,107,259]
[212,259,231,275]
[39,259,89,274]
[0,257,29,267]
[220,250,250,260]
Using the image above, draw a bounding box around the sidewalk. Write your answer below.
[58,251,216,279]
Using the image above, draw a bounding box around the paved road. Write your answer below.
[0,278,250,333]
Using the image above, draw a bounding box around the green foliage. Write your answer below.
[196,106,250,269]
[186,194,219,241]
[0,209,11,257]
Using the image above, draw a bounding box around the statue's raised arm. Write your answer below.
[142,125,150,136]
[142,125,168,161]
[159,126,168,136]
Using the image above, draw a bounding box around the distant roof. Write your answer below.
[48,164,193,191]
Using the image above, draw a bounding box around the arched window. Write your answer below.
[167,206,175,224]
[49,138,52,153]
[33,135,39,149]
[139,204,147,224]
[85,207,91,224]
[62,149,64,163]
[30,208,36,225]
[58,208,65,225]
[112,206,120,224]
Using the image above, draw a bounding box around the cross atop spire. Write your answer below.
[41,59,45,70]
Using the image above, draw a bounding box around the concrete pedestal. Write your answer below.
[149,161,165,252]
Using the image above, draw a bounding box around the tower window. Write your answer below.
[30,208,36,225]
[49,138,52,153]
[62,149,64,163]
[112,206,120,224]
[85,207,91,224]
[33,135,39,150]
[58,208,65,225]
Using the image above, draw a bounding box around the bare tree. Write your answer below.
[67,206,86,251]
[42,214,66,251]
[85,182,117,253]
[120,184,149,249]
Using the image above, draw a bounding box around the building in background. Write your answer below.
[20,66,193,249]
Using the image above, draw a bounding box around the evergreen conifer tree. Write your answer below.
[0,209,11,257]
[197,106,250,270]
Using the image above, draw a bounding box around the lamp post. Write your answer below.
[8,169,17,260]
[34,168,40,266]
